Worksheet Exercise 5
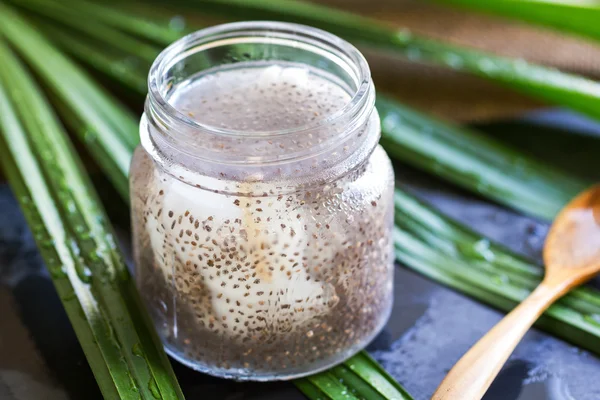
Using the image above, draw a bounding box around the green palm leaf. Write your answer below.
[2,1,600,400]
[0,38,184,400]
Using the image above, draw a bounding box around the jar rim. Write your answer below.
[147,21,373,139]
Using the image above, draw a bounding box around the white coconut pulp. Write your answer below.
[146,64,356,338]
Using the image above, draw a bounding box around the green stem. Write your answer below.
[0,7,139,148]
[295,379,329,400]
[330,365,387,400]
[0,4,139,198]
[379,95,589,219]
[393,190,600,316]
[35,20,149,93]
[57,0,188,45]
[344,352,414,400]
[307,372,361,400]
[393,195,600,356]
[9,0,160,62]
[0,38,184,400]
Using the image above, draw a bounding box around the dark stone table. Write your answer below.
[2,110,600,399]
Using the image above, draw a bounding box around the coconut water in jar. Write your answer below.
[131,21,395,380]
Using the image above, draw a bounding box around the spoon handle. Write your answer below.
[431,282,565,400]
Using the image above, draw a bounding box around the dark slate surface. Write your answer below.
[1,111,600,399]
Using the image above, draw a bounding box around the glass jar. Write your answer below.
[130,21,395,381]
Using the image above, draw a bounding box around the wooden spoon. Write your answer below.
[431,185,600,400]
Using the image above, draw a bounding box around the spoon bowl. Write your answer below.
[544,185,600,275]
[431,185,600,400]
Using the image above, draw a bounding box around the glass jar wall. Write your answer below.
[130,21,395,381]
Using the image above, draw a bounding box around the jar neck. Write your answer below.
[142,22,379,192]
